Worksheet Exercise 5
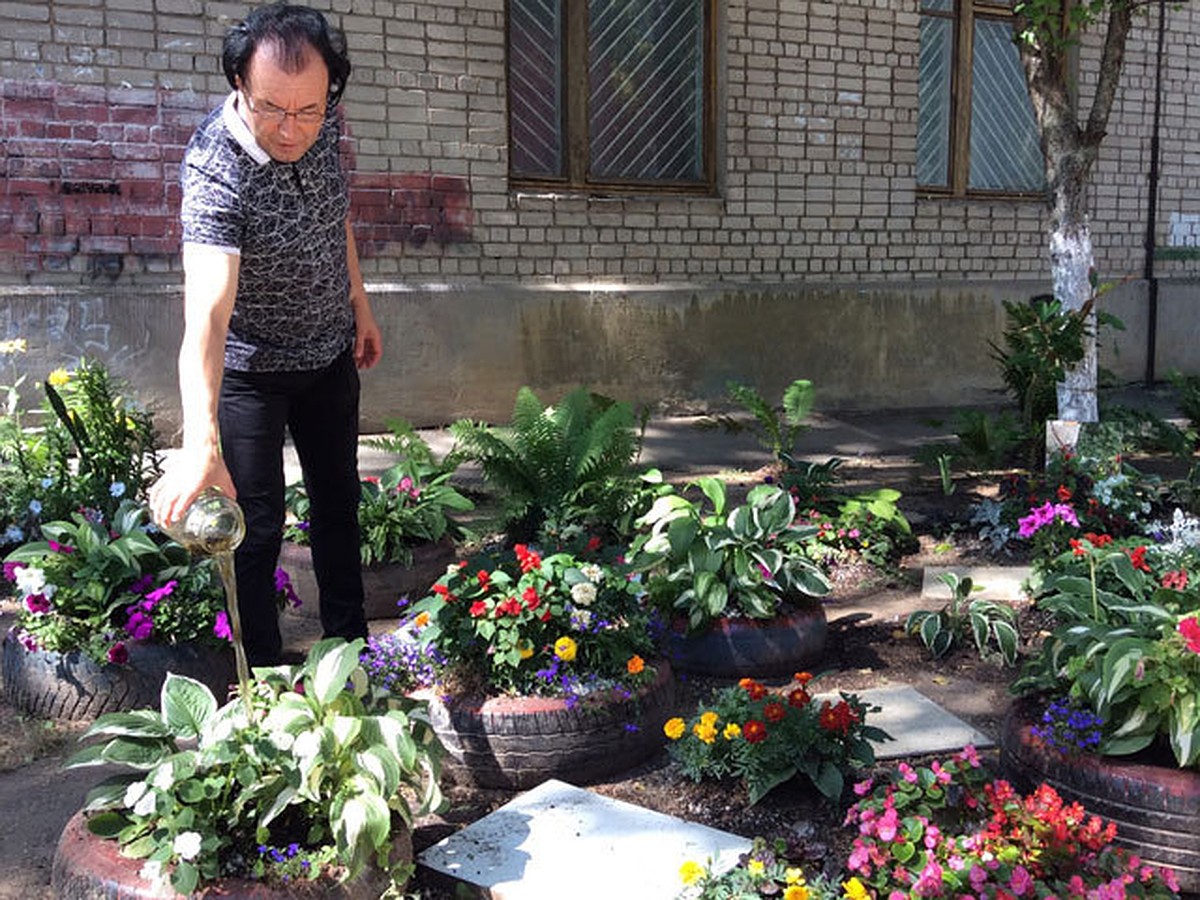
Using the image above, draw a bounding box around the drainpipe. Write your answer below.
[1143,0,1166,386]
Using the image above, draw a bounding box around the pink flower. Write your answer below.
[1018,501,1079,538]
[898,761,918,783]
[107,642,129,665]
[1009,864,1033,896]
[24,593,51,614]
[3,561,26,582]
[213,611,233,642]
[47,540,74,554]
[144,579,177,606]
[853,777,874,796]
[1179,617,1200,654]
[877,806,899,842]
[124,609,153,641]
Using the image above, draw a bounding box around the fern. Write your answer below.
[450,386,638,541]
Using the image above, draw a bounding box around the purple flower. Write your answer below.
[127,574,155,596]
[1017,501,1079,538]
[125,609,154,641]
[2,561,25,582]
[144,579,177,606]
[213,611,233,642]
[274,568,301,608]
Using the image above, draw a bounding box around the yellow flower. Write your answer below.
[693,721,717,744]
[843,877,868,900]
[785,867,805,885]
[722,722,741,740]
[0,338,27,354]
[413,611,430,628]
[785,886,810,900]
[747,859,765,878]
[679,860,705,886]
[664,717,686,740]
[553,636,577,662]
[517,640,534,660]
[699,710,719,727]
[47,368,70,387]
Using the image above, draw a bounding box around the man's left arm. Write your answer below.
[346,218,382,369]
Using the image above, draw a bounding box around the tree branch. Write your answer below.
[1083,2,1135,147]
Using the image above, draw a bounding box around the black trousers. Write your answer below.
[218,348,366,666]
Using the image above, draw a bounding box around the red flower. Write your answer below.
[433,583,455,602]
[1083,532,1112,547]
[743,719,768,744]
[476,570,490,588]
[1179,617,1200,654]
[514,543,542,573]
[107,642,129,665]
[787,688,811,708]
[1056,485,1072,502]
[586,535,602,553]
[1069,538,1086,556]
[819,699,859,735]
[469,601,488,618]
[495,596,522,617]
[1126,545,1151,572]
[794,672,813,685]
[763,701,786,723]
[540,608,553,622]
[738,678,767,700]
[523,586,540,610]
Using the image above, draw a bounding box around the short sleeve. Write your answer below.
[180,157,243,253]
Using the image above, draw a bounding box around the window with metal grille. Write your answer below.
[508,0,715,194]
[918,0,1045,196]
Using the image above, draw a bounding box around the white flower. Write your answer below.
[139,860,165,885]
[580,563,603,583]
[570,582,597,607]
[133,790,157,818]
[14,565,47,598]
[151,765,174,791]
[173,831,202,861]
[123,781,147,810]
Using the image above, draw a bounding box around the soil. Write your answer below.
[0,456,1038,899]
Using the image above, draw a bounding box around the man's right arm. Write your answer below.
[149,243,239,526]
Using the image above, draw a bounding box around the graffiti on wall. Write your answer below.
[1,81,474,276]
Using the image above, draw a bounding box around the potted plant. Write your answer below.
[280,418,475,619]
[1002,508,1200,889]
[386,541,675,788]
[2,499,235,720]
[53,638,443,897]
[627,476,832,677]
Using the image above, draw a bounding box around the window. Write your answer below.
[507,0,715,194]
[918,0,1045,195]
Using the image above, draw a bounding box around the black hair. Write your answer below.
[222,3,351,107]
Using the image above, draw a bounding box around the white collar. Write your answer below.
[222,92,271,166]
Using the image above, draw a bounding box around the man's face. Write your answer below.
[237,42,329,163]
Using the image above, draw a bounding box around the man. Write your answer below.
[150,3,381,666]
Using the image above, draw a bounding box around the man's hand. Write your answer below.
[149,450,236,527]
[353,294,383,370]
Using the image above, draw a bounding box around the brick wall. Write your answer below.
[1,0,1197,285]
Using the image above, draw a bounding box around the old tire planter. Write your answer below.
[52,810,410,899]
[663,603,827,679]
[424,661,676,789]
[279,538,456,621]
[1000,697,1200,893]
[1,631,235,722]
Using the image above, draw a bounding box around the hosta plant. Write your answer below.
[65,639,443,895]
[663,673,887,805]
[628,477,831,633]
[905,572,1020,665]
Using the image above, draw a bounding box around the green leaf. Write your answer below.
[311,638,365,706]
[1098,638,1148,707]
[84,710,171,740]
[101,738,169,770]
[930,629,954,659]
[172,860,199,896]
[82,775,139,813]
[161,674,217,741]
[1169,695,1200,766]
[811,760,843,801]
[85,811,128,838]
[993,620,1019,665]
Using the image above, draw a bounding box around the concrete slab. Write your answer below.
[844,684,994,759]
[418,779,752,900]
[921,565,1033,603]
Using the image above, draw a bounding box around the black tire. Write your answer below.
[1001,697,1200,893]
[426,662,676,790]
[2,632,236,721]
[664,604,828,678]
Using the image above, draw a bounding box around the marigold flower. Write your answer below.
[842,877,869,900]
[785,886,810,900]
[743,719,767,743]
[788,687,811,708]
[679,860,705,885]
[764,701,786,723]
[722,722,741,740]
[739,677,767,700]
[699,710,719,727]
[626,654,644,675]
[747,859,765,877]
[785,867,805,885]
[413,611,430,628]
[517,640,534,660]
[553,635,577,662]
[47,368,70,387]
[664,717,686,740]
[693,721,718,744]
[794,672,813,685]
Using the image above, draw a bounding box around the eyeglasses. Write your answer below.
[241,92,326,125]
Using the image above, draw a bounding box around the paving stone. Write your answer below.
[846,683,995,759]
[921,565,1033,603]
[417,778,752,900]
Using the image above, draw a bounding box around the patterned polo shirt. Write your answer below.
[180,92,354,373]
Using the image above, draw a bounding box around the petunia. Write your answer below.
[24,593,51,614]
[107,642,129,665]
[213,611,233,642]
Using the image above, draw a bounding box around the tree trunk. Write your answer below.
[1050,200,1099,423]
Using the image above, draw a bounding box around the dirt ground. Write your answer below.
[0,456,1024,899]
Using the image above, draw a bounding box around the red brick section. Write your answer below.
[1,81,473,278]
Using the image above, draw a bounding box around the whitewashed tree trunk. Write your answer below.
[1051,224,1098,422]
